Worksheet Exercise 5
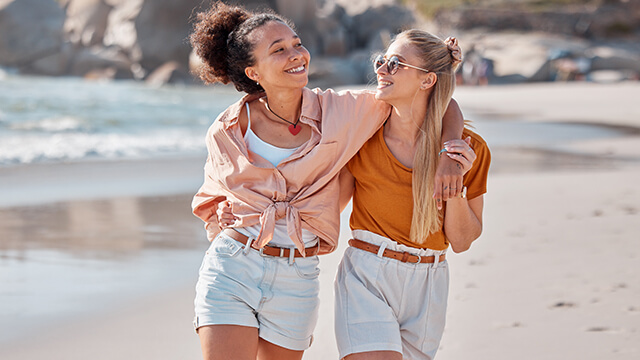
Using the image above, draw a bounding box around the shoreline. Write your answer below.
[0,156,205,209]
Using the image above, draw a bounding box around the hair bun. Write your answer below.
[444,37,463,68]
[190,2,251,84]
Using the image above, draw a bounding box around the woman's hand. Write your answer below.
[216,200,237,228]
[444,136,476,176]
[434,155,464,209]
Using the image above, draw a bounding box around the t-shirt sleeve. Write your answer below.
[462,129,491,200]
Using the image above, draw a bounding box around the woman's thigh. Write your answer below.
[344,351,402,360]
[199,325,259,360]
[257,338,305,360]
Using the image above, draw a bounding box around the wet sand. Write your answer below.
[1,82,639,359]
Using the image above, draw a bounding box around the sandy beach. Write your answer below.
[1,82,639,359]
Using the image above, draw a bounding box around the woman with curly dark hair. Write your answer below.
[189,2,465,359]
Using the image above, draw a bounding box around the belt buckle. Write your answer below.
[413,254,422,264]
[258,247,267,257]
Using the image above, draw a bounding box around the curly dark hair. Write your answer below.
[190,1,294,94]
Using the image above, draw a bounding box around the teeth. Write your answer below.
[378,81,392,86]
[286,66,304,73]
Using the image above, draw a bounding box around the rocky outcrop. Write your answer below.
[0,0,415,85]
[134,0,202,75]
[0,0,66,66]
[64,0,112,47]
[0,0,636,86]
[435,1,640,39]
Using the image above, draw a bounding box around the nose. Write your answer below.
[289,48,302,62]
[375,61,388,76]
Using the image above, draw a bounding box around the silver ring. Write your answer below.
[413,255,422,264]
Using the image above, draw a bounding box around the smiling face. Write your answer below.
[244,21,310,92]
[375,37,435,105]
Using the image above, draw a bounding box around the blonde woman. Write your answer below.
[335,31,491,360]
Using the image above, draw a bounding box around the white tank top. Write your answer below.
[236,103,317,247]
[243,103,298,167]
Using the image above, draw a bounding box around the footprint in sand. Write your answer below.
[621,205,637,215]
[585,326,621,333]
[550,301,577,309]
[587,326,608,332]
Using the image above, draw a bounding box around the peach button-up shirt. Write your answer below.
[192,87,390,256]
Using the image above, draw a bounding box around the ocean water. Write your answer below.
[1,75,629,168]
[0,75,242,166]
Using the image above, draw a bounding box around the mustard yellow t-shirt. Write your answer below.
[347,127,491,250]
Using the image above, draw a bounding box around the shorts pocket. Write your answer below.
[206,233,243,258]
[293,256,320,280]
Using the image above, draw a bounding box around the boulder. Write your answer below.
[134,0,204,73]
[350,4,415,49]
[587,3,640,38]
[275,0,320,54]
[224,0,277,12]
[307,56,364,89]
[435,3,640,39]
[67,45,133,77]
[21,43,74,76]
[348,49,379,85]
[64,0,113,47]
[0,0,65,66]
[102,0,143,62]
[315,2,351,56]
[333,0,396,16]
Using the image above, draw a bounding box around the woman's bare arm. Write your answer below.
[434,99,465,209]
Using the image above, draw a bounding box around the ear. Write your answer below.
[245,67,260,83]
[420,73,437,90]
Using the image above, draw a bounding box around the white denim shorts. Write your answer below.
[334,230,449,360]
[194,231,321,351]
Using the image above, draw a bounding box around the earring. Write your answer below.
[256,81,259,85]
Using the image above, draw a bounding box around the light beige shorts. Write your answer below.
[334,230,449,360]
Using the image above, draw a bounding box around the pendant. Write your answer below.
[288,123,301,135]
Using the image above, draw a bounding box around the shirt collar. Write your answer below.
[219,88,321,127]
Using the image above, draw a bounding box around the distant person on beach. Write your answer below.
[334,31,491,359]
[189,2,465,360]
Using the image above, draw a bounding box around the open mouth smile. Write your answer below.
[285,65,306,74]
[377,80,393,89]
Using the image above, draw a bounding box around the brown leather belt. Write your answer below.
[349,239,446,264]
[222,228,319,257]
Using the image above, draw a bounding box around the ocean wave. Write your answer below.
[0,130,206,165]
[8,116,87,132]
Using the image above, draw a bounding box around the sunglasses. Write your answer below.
[373,55,430,75]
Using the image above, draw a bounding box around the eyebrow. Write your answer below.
[387,53,407,61]
[268,35,300,49]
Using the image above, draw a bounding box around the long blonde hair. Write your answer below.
[396,30,460,244]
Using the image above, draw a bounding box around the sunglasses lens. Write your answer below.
[388,57,399,75]
[374,55,385,70]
